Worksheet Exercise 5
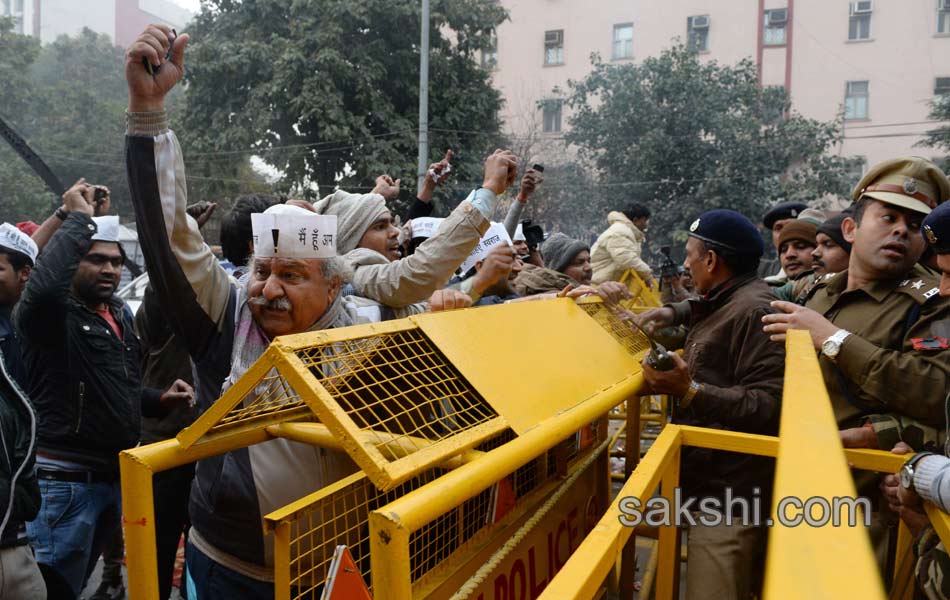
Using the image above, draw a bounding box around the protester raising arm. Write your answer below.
[503,167,543,239]
[123,25,237,375]
[405,149,454,221]
[321,149,519,308]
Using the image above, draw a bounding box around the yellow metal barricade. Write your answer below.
[539,330,915,600]
[618,269,661,307]
[121,298,650,599]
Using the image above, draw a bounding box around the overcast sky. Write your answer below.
[171,0,201,14]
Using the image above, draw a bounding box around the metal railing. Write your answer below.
[538,330,926,600]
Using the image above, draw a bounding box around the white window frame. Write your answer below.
[844,80,869,120]
[938,0,950,34]
[481,31,498,69]
[544,29,564,66]
[612,23,633,60]
[687,15,710,52]
[848,1,872,40]
[763,8,788,46]
[542,100,563,133]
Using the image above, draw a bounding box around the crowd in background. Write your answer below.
[4,22,950,600]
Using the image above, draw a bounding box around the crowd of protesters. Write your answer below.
[3,22,950,600]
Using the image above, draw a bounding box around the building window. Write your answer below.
[542,100,563,133]
[762,85,787,123]
[846,157,867,186]
[687,15,710,52]
[481,32,498,69]
[544,30,564,65]
[1,0,23,34]
[845,81,869,120]
[935,77,950,98]
[763,8,788,46]
[612,23,633,60]
[848,1,872,40]
[939,0,950,34]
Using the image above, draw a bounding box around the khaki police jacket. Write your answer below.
[804,264,950,428]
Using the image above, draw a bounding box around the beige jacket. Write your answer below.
[590,211,652,284]
[345,200,489,308]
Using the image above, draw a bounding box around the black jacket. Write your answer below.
[15,213,163,473]
[0,348,39,547]
[671,275,785,510]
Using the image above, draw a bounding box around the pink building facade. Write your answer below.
[486,0,950,173]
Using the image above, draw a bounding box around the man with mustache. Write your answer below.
[775,219,817,282]
[761,157,950,567]
[122,25,481,596]
[14,181,194,597]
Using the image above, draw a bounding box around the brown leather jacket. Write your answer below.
[670,274,785,510]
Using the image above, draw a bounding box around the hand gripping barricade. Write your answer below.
[120,298,657,599]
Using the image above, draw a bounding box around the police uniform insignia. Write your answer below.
[925,224,938,245]
[925,287,941,300]
[904,178,919,195]
[912,280,925,290]
[912,337,949,351]
[690,219,700,232]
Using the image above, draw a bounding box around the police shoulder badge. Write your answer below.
[924,224,938,245]
[689,219,700,232]
[904,178,919,195]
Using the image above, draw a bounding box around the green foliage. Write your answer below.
[0,20,266,230]
[181,0,507,215]
[559,44,859,247]
[920,94,950,170]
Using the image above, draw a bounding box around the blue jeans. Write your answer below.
[186,540,273,600]
[26,478,121,598]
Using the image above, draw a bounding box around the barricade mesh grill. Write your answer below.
[285,469,445,599]
[293,328,498,463]
[214,367,311,431]
[407,428,597,584]
[579,301,653,356]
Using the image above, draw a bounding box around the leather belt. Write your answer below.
[36,468,116,484]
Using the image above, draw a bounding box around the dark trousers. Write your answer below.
[154,462,196,600]
[186,540,273,600]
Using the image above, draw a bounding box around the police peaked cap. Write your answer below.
[762,201,809,229]
[923,201,950,254]
[688,209,764,258]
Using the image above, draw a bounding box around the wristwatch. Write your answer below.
[820,329,852,361]
[901,452,935,489]
[54,206,69,221]
[679,380,702,408]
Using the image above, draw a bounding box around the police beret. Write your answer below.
[688,209,764,258]
[763,201,809,229]
[853,156,950,215]
[922,201,950,254]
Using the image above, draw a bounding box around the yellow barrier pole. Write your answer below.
[890,521,916,600]
[538,425,683,600]
[619,394,641,599]
[763,331,885,600]
[120,450,159,600]
[373,373,644,534]
[654,446,682,600]
[368,510,413,599]
[121,427,273,599]
[273,521,292,600]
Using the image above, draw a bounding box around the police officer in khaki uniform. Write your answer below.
[762,156,950,570]
[762,156,950,430]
